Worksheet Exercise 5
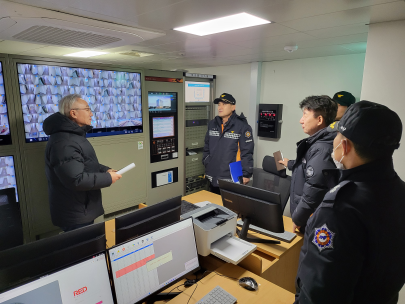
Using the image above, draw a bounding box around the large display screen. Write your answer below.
[152,116,174,138]
[17,64,142,143]
[185,81,210,103]
[0,156,19,202]
[0,62,12,145]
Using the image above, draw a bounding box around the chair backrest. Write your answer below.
[252,156,291,212]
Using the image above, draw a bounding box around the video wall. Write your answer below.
[17,64,143,143]
[0,62,12,145]
[0,156,19,202]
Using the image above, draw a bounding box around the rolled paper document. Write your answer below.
[117,163,135,175]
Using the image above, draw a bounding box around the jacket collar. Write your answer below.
[323,157,397,188]
[215,111,238,131]
[296,127,334,159]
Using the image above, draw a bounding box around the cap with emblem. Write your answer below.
[214,93,236,105]
[339,100,402,151]
[333,91,355,107]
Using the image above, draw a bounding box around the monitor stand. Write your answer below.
[236,217,281,244]
[145,292,181,303]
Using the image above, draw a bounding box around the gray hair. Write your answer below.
[58,94,82,116]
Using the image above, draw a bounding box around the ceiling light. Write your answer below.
[174,12,271,36]
[64,51,108,58]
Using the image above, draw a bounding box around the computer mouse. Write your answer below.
[238,277,258,291]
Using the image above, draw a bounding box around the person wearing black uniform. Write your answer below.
[279,96,338,232]
[333,90,356,121]
[203,93,254,194]
[295,100,405,304]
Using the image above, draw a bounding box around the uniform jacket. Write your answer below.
[44,113,112,227]
[295,157,405,304]
[203,112,254,187]
[287,127,336,227]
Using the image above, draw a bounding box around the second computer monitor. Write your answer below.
[115,195,182,245]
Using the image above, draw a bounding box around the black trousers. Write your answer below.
[209,183,221,195]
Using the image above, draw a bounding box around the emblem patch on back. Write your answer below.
[306,166,314,177]
[312,224,335,252]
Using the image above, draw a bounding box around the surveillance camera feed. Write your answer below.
[0,156,19,202]
[17,63,143,143]
[0,62,12,145]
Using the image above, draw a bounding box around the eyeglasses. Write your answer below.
[71,107,92,112]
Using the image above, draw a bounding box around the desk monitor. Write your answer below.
[108,218,199,304]
[115,195,181,245]
[218,179,284,244]
[0,222,106,292]
[0,253,114,304]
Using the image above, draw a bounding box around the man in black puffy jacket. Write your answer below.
[279,95,337,232]
[44,94,122,232]
[203,93,254,194]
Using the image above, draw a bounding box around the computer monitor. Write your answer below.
[185,81,210,103]
[115,195,182,245]
[0,62,12,146]
[218,179,284,244]
[108,218,199,304]
[0,222,106,292]
[148,92,177,113]
[0,252,114,304]
[16,63,143,143]
[152,116,175,138]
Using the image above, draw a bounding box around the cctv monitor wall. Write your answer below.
[0,253,114,304]
[17,63,143,143]
[0,62,12,145]
[0,156,19,202]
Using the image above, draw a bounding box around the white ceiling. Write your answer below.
[1,0,405,71]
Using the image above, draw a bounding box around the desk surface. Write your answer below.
[183,190,303,260]
[167,263,294,304]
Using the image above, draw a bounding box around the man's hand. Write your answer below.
[292,222,301,233]
[242,177,250,185]
[278,158,289,167]
[109,172,122,184]
[107,169,117,173]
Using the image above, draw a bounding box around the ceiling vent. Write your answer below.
[13,26,121,48]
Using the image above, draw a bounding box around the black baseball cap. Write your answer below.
[339,100,402,151]
[214,93,236,105]
[333,91,355,107]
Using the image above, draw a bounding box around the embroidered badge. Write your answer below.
[329,122,336,129]
[224,132,240,139]
[245,131,251,138]
[312,224,335,252]
[306,166,314,177]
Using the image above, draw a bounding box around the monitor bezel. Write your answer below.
[107,217,200,304]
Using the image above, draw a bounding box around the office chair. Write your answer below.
[252,156,291,212]
[0,188,23,251]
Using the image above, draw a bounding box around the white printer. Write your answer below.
[180,204,256,265]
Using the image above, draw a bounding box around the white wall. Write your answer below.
[191,64,252,117]
[257,54,365,167]
[360,20,405,304]
[361,20,405,180]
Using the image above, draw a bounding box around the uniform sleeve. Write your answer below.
[239,124,254,177]
[50,141,112,191]
[99,164,110,173]
[202,128,210,165]
[288,160,295,171]
[292,148,336,227]
[296,196,366,304]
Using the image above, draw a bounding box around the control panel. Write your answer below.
[258,104,283,138]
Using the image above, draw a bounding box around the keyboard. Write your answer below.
[196,285,237,304]
[181,200,200,215]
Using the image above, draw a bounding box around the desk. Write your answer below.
[183,191,303,293]
[166,263,294,304]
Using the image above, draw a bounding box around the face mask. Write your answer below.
[331,140,345,170]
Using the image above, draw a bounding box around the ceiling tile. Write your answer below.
[0,40,45,54]
[370,1,405,23]
[304,23,369,38]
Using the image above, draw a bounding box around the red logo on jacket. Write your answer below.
[73,286,87,296]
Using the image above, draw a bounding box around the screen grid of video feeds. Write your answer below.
[0,62,12,145]
[17,63,143,143]
[0,156,19,203]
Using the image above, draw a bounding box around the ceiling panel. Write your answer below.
[0,40,45,54]
[370,1,405,23]
[304,23,369,38]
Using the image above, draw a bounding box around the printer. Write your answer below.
[181,204,256,264]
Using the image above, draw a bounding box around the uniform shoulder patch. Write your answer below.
[245,130,251,138]
[312,224,335,252]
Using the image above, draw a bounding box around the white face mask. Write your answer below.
[331,140,345,170]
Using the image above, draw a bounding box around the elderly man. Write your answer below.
[294,101,405,304]
[44,94,121,232]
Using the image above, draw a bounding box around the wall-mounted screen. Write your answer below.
[17,64,142,143]
[185,81,210,103]
[0,62,12,145]
[148,92,177,113]
[0,156,19,202]
[152,116,175,139]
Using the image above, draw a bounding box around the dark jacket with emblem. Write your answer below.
[203,112,253,187]
[287,127,336,227]
[295,157,405,304]
[44,113,112,228]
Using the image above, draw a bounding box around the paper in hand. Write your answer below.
[117,163,135,175]
[273,151,286,171]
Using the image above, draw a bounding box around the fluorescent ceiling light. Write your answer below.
[64,51,108,58]
[174,12,271,36]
